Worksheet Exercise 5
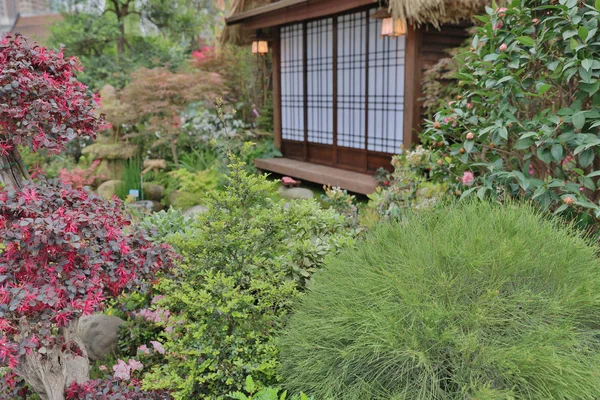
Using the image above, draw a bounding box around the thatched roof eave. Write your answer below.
[222,0,488,45]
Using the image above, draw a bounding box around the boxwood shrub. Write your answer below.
[280,201,600,399]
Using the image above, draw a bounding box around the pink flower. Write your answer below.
[499,43,508,52]
[137,344,151,355]
[151,340,165,355]
[533,18,540,25]
[128,359,143,371]
[192,51,206,61]
[113,359,131,381]
[462,171,475,186]
[493,22,503,30]
[496,7,508,17]
[528,164,534,176]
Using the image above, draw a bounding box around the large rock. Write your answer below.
[142,183,165,202]
[129,200,163,213]
[97,180,124,200]
[184,205,209,217]
[278,186,314,200]
[78,315,124,361]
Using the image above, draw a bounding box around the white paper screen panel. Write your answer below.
[306,18,334,145]
[367,9,405,154]
[337,11,367,149]
[281,24,304,142]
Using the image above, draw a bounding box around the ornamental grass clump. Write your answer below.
[280,201,600,399]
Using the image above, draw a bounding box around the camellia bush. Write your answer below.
[424,0,600,227]
[0,34,178,400]
[280,202,600,399]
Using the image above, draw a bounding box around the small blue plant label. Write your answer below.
[129,189,140,198]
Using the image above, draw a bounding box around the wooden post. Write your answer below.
[403,24,422,149]
[272,27,283,150]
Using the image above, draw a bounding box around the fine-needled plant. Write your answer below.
[280,201,600,399]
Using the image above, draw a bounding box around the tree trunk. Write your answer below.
[15,319,90,400]
[0,149,25,190]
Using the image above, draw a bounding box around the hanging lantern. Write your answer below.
[251,40,269,55]
[381,17,407,38]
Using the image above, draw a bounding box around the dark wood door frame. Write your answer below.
[270,5,424,173]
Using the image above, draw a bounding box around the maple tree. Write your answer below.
[0,34,178,400]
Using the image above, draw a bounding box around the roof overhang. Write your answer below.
[225,0,378,30]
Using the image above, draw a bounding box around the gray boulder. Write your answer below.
[142,183,165,202]
[78,315,124,361]
[184,204,209,217]
[278,186,314,200]
[96,180,124,200]
[129,200,163,213]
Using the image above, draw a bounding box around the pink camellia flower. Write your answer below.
[493,21,503,30]
[532,18,540,25]
[462,171,475,186]
[113,359,131,381]
[137,344,151,355]
[128,359,144,372]
[151,340,166,355]
[499,43,508,52]
[496,7,508,16]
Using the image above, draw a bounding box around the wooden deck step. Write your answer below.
[254,158,377,195]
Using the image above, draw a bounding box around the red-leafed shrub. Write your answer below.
[58,159,104,189]
[0,33,107,188]
[66,379,172,400]
[0,179,177,397]
[0,32,177,400]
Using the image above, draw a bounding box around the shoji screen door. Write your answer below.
[280,8,406,172]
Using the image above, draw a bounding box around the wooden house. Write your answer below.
[225,0,485,194]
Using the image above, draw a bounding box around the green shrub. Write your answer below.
[167,167,222,209]
[366,146,447,222]
[424,0,600,228]
[280,201,600,399]
[138,208,190,240]
[142,150,355,399]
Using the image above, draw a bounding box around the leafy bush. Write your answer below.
[424,0,600,228]
[167,167,222,209]
[141,151,355,399]
[138,208,190,240]
[367,146,447,220]
[280,201,600,399]
[228,377,311,400]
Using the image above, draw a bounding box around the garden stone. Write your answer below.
[129,200,163,213]
[77,315,124,361]
[278,186,314,200]
[97,179,124,200]
[184,205,209,216]
[167,190,182,206]
[142,183,165,202]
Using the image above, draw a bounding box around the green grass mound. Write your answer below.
[279,202,600,399]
